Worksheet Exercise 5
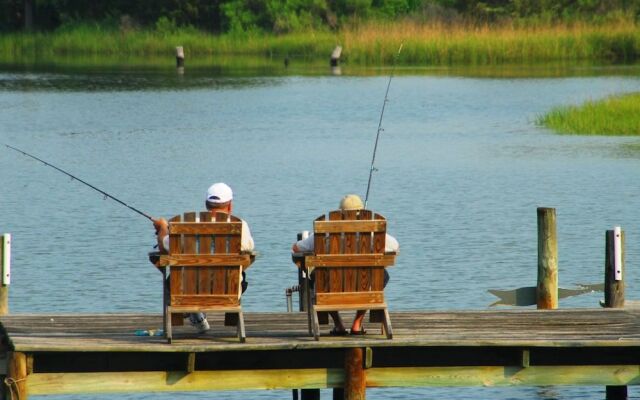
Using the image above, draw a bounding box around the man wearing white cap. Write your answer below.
[152,182,254,333]
[292,194,398,336]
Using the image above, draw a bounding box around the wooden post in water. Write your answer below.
[344,347,366,400]
[604,227,625,308]
[176,46,185,75]
[7,352,28,400]
[537,207,558,310]
[0,234,10,316]
[605,227,627,400]
[330,46,342,67]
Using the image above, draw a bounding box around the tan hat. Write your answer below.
[339,194,364,210]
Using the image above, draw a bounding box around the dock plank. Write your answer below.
[1,309,640,352]
[3,309,640,395]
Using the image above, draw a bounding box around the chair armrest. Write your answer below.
[241,250,257,269]
[157,255,171,268]
[291,252,312,268]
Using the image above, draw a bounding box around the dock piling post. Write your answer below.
[604,227,625,308]
[7,352,27,400]
[344,348,366,400]
[330,46,342,67]
[605,227,627,400]
[176,46,185,68]
[0,234,10,316]
[537,207,558,310]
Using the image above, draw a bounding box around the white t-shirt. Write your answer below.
[162,220,254,252]
[294,233,399,253]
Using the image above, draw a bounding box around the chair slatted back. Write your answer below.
[306,209,394,306]
[167,211,249,309]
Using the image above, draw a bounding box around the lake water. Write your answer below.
[1,61,640,399]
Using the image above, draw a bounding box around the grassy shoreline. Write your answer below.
[2,19,640,65]
[537,92,640,135]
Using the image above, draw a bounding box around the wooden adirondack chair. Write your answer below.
[158,211,252,343]
[303,209,396,340]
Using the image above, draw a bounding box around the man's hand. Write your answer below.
[152,217,169,253]
[152,217,168,233]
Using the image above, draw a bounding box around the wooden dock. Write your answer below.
[1,309,640,398]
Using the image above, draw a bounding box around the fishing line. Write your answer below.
[6,144,153,221]
[364,43,403,209]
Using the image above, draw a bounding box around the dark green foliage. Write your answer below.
[1,0,640,32]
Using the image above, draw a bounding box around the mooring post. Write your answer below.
[7,352,27,400]
[604,227,625,308]
[344,347,366,400]
[176,46,185,68]
[330,46,342,67]
[605,227,627,400]
[0,234,10,316]
[537,207,558,310]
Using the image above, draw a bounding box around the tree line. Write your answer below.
[2,0,640,33]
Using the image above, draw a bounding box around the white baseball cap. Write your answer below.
[205,182,233,205]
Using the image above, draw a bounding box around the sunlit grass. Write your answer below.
[1,17,640,65]
[537,92,640,135]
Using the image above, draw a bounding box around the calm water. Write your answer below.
[1,62,640,399]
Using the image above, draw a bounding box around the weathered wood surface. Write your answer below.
[2,309,640,352]
[4,310,640,396]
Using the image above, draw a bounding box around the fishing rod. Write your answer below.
[364,43,403,209]
[6,144,153,221]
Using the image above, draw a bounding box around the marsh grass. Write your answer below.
[537,92,640,135]
[1,18,640,65]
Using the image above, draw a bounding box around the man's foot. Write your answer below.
[329,327,348,336]
[188,313,210,333]
[350,328,367,335]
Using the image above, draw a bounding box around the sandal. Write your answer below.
[329,327,348,336]
[350,328,367,335]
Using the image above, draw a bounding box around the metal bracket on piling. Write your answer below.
[365,347,373,369]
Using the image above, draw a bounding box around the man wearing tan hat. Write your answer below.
[292,194,398,335]
[152,182,254,333]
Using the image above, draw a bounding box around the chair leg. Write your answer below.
[311,307,320,340]
[237,311,246,343]
[165,308,173,344]
[382,308,393,339]
[305,276,313,336]
[162,270,168,338]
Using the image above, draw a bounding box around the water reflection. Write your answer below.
[0,56,639,92]
[0,70,286,92]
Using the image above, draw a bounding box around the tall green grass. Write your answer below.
[537,92,640,135]
[1,18,640,65]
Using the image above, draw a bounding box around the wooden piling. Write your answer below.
[344,348,365,400]
[176,46,185,68]
[605,227,627,400]
[537,207,558,310]
[330,46,342,67]
[0,234,10,316]
[7,352,28,400]
[604,228,625,308]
